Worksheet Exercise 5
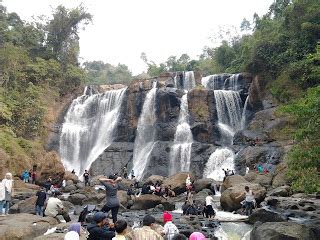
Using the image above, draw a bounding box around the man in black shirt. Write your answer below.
[35,187,46,216]
[83,170,90,186]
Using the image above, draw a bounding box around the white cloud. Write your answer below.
[3,0,274,74]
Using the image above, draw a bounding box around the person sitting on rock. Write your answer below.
[35,187,46,216]
[132,214,163,240]
[163,211,179,240]
[236,186,255,216]
[44,191,71,222]
[83,170,90,186]
[87,212,115,240]
[113,219,131,240]
[64,222,84,240]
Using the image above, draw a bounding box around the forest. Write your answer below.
[0,0,319,192]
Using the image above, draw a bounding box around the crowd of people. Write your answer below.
[0,166,256,239]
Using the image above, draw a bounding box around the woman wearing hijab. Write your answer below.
[0,173,14,216]
[189,232,206,240]
[64,222,83,240]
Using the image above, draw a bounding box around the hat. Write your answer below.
[163,211,172,222]
[93,212,107,223]
[108,174,116,180]
[189,232,206,240]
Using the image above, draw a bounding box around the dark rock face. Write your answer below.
[90,142,134,176]
[250,222,318,240]
[234,145,284,175]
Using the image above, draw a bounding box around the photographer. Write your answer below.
[87,212,115,240]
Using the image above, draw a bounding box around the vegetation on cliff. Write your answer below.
[0,3,92,175]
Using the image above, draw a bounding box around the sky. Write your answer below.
[3,0,274,75]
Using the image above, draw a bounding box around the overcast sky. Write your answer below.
[3,0,274,74]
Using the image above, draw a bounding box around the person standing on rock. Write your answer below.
[35,187,47,216]
[205,192,215,219]
[100,175,122,223]
[0,172,13,216]
[83,170,90,186]
[236,186,255,216]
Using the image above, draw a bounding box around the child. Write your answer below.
[113,219,130,240]
[163,211,179,240]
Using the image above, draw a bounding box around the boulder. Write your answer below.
[221,175,248,192]
[68,193,87,205]
[0,213,58,240]
[267,185,291,197]
[250,222,318,240]
[220,183,266,211]
[131,194,163,210]
[63,184,77,192]
[145,175,165,184]
[64,171,79,183]
[193,178,216,192]
[163,172,195,195]
[248,208,287,224]
[37,152,65,185]
[10,196,37,214]
[244,171,273,188]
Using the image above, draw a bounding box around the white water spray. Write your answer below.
[60,87,127,176]
[170,94,193,175]
[131,82,157,180]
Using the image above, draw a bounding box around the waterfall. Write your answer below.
[214,90,243,145]
[203,148,235,181]
[131,82,157,180]
[224,73,240,91]
[201,74,230,90]
[170,94,193,175]
[59,87,127,176]
[174,71,196,90]
[183,71,196,90]
[241,95,249,129]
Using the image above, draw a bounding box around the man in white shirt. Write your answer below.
[205,192,215,219]
[45,192,71,222]
[236,186,255,216]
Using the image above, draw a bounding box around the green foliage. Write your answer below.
[83,61,132,85]
[281,86,320,193]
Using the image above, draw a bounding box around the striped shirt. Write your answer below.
[132,226,163,240]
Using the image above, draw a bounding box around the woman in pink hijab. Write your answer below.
[189,232,206,240]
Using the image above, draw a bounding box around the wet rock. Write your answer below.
[220,183,266,211]
[267,185,291,197]
[250,221,318,240]
[163,172,195,195]
[248,208,287,224]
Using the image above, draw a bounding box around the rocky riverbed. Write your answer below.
[2,172,319,240]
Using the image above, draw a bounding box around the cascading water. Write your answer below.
[214,90,243,145]
[174,71,196,90]
[169,94,193,175]
[59,87,127,176]
[225,73,240,91]
[201,74,230,90]
[241,95,249,129]
[131,82,157,180]
[203,148,235,181]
